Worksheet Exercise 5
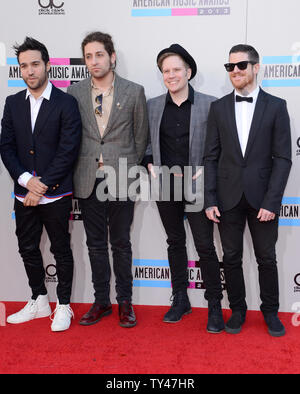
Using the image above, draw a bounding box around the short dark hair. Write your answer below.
[81,31,115,58]
[229,44,260,64]
[13,36,50,65]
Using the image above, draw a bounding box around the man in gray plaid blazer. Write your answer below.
[67,32,148,328]
[144,44,224,333]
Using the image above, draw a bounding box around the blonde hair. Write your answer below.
[157,52,190,72]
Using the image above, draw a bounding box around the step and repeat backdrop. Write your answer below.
[0,0,299,312]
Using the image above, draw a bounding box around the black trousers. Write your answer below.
[218,194,279,315]
[79,179,135,305]
[14,196,74,304]
[156,201,223,301]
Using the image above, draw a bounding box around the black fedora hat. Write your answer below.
[157,43,197,80]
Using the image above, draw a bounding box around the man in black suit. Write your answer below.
[204,44,292,337]
[0,37,82,332]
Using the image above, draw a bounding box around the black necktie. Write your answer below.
[236,95,253,103]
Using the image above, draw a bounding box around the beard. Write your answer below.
[89,61,115,79]
[23,71,48,91]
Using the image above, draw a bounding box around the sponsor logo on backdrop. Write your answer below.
[45,264,58,284]
[294,273,300,293]
[279,197,300,227]
[131,0,230,17]
[38,0,66,15]
[7,57,88,88]
[133,259,226,290]
[291,302,300,327]
[262,55,300,88]
[296,137,300,157]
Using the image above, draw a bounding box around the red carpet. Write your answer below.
[0,303,299,374]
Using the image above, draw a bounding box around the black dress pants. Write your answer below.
[156,201,223,301]
[218,194,279,314]
[14,196,74,304]
[79,179,135,305]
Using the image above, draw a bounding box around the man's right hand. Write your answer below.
[205,206,221,223]
[147,163,157,179]
[26,177,48,197]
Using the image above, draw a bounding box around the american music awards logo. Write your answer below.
[10,194,83,221]
[131,0,230,17]
[38,0,66,15]
[133,259,226,290]
[7,57,89,88]
[279,197,300,227]
[262,54,300,88]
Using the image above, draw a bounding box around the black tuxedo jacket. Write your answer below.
[204,88,292,214]
[0,84,82,199]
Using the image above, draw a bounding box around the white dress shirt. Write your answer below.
[17,81,61,205]
[234,86,260,157]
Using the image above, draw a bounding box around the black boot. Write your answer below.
[163,290,192,323]
[225,310,246,334]
[207,300,225,334]
[263,313,286,337]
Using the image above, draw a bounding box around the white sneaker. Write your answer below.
[51,302,74,332]
[7,294,51,324]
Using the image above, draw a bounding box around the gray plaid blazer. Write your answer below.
[146,90,216,168]
[67,74,149,199]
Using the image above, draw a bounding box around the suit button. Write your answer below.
[101,141,104,145]
[29,150,34,155]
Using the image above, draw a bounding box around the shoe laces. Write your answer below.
[170,292,187,307]
[21,299,37,314]
[50,304,74,321]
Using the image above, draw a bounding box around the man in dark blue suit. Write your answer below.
[0,37,82,332]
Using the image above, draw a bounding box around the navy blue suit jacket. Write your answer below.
[0,83,82,199]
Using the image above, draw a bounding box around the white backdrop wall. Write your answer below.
[0,0,299,312]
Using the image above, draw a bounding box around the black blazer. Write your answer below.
[0,84,82,199]
[204,88,292,214]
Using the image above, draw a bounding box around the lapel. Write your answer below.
[18,90,33,139]
[225,91,244,161]
[33,84,59,137]
[244,88,268,160]
[80,77,100,140]
[152,95,166,165]
[189,93,200,150]
[102,73,129,138]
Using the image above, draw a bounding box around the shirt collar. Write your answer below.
[91,74,115,96]
[26,80,52,101]
[166,84,195,105]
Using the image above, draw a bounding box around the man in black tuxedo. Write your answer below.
[0,37,82,332]
[204,44,292,337]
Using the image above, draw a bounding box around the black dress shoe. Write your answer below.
[263,313,286,337]
[207,300,225,334]
[79,303,112,326]
[163,290,192,323]
[225,310,246,334]
[119,301,137,328]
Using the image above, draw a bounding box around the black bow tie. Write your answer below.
[236,95,253,103]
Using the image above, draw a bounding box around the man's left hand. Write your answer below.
[257,208,276,222]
